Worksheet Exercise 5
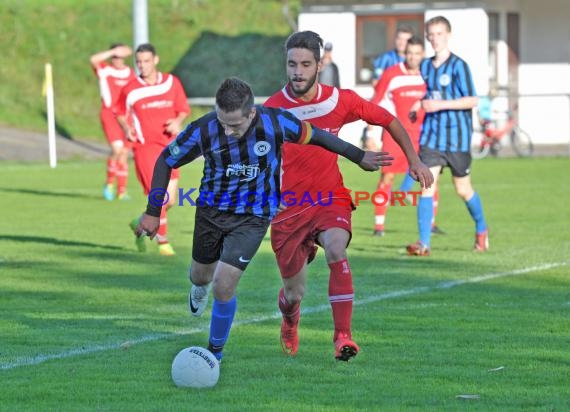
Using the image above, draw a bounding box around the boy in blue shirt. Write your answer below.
[407,16,489,256]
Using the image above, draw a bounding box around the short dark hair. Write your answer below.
[284,30,323,63]
[215,77,254,116]
[135,43,157,55]
[396,26,415,36]
[109,42,126,50]
[426,16,452,32]
[406,36,424,48]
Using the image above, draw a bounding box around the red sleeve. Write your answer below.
[371,68,391,105]
[91,61,106,77]
[172,75,191,116]
[341,89,395,127]
[263,92,284,109]
[115,85,128,117]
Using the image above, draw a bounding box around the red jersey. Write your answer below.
[117,72,190,146]
[93,62,136,111]
[264,83,394,220]
[371,62,426,139]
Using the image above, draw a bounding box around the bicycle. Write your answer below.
[471,109,534,159]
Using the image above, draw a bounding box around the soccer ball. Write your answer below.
[171,346,220,388]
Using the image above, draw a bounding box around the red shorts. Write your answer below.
[381,131,419,174]
[100,108,130,148]
[270,202,352,278]
[133,144,180,194]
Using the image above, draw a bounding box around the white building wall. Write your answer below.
[298,13,356,89]
[299,0,570,146]
[424,9,489,96]
[517,0,570,145]
[299,13,365,145]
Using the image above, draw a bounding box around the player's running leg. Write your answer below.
[430,185,445,234]
[398,171,415,192]
[319,226,359,361]
[407,166,441,256]
[373,172,395,236]
[279,287,301,355]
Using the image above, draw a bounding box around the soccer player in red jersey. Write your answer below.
[90,43,136,201]
[264,31,433,361]
[116,43,190,256]
[369,37,443,237]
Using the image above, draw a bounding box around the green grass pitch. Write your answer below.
[1,156,569,411]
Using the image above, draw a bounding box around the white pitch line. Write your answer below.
[1,261,567,371]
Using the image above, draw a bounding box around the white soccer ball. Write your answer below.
[171,346,220,388]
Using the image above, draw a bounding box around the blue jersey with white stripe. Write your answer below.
[419,53,476,152]
[373,49,404,80]
[163,106,311,219]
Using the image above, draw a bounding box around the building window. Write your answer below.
[355,14,423,85]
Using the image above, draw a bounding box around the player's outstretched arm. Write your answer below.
[137,214,160,240]
[408,162,434,190]
[384,118,434,188]
[308,126,393,171]
[421,96,478,113]
[164,112,190,137]
[135,153,172,239]
[360,150,393,171]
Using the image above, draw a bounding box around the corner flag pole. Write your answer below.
[44,63,57,168]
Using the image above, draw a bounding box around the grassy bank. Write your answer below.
[0,0,298,140]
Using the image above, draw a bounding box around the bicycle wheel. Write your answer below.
[510,127,534,157]
[471,142,491,159]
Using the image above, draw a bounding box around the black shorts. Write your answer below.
[419,147,472,178]
[192,206,270,271]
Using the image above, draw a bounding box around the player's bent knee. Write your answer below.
[284,285,305,304]
[455,186,473,200]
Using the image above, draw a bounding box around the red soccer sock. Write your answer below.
[431,185,440,228]
[278,288,300,325]
[328,259,354,340]
[106,158,117,185]
[156,208,168,243]
[116,161,128,195]
[374,182,392,231]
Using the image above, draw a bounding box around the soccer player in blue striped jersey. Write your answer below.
[135,77,392,362]
[372,27,414,84]
[406,16,489,256]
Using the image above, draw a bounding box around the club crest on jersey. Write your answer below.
[439,74,451,87]
[254,141,271,156]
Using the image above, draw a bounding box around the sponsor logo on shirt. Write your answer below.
[226,163,260,182]
[142,100,174,110]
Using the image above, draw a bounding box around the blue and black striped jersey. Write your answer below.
[373,49,404,80]
[164,106,313,219]
[419,53,476,152]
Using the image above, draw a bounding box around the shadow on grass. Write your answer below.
[40,109,73,140]
[0,187,102,199]
[39,109,109,155]
[0,235,129,251]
